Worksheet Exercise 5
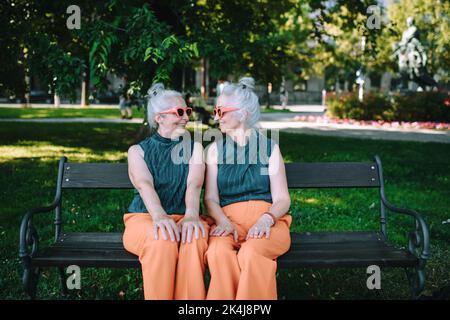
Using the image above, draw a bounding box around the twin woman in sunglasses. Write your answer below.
[123,77,292,300]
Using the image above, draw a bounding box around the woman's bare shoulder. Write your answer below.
[128,144,144,158]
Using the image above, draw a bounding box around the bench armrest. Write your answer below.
[19,156,66,265]
[19,202,59,262]
[374,155,430,266]
[381,194,430,265]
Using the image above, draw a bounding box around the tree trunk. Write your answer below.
[266,82,272,109]
[200,58,209,101]
[54,93,60,107]
[81,57,90,107]
[182,67,185,93]
[24,75,30,108]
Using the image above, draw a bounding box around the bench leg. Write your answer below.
[22,266,40,300]
[404,266,425,299]
[58,267,69,297]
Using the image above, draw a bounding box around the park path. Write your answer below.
[2,103,449,143]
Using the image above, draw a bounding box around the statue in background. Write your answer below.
[392,16,437,90]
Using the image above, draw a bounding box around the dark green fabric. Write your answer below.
[217,129,275,207]
[128,131,193,214]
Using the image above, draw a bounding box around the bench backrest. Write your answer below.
[60,160,381,189]
[53,156,386,239]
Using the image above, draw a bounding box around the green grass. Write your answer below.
[0,105,289,120]
[261,107,293,113]
[0,106,146,119]
[0,121,449,300]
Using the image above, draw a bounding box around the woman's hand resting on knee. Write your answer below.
[153,214,181,242]
[210,217,239,242]
[179,215,207,244]
[246,214,274,240]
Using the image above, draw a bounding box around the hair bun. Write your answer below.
[238,77,255,91]
[148,83,165,97]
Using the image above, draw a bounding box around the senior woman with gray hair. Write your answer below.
[122,83,209,300]
[204,77,292,300]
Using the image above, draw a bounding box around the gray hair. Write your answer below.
[220,77,260,128]
[146,83,183,128]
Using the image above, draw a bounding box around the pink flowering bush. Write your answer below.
[293,114,450,130]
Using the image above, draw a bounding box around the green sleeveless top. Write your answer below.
[128,131,194,214]
[217,129,275,207]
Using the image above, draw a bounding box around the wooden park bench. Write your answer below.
[19,155,430,299]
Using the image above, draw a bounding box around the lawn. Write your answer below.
[0,121,449,300]
[0,106,146,119]
[0,105,290,120]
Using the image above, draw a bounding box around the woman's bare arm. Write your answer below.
[246,143,291,239]
[127,144,180,241]
[185,142,205,217]
[181,142,207,243]
[267,143,291,219]
[204,142,238,241]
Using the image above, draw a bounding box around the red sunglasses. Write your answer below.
[213,106,239,119]
[158,107,192,118]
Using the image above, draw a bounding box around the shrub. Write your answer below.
[391,91,449,122]
[326,90,449,122]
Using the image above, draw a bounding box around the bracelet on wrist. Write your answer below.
[263,212,277,225]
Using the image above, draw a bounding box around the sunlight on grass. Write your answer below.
[0,140,126,163]
[281,155,294,163]
[186,122,209,131]
[92,127,116,134]
[0,107,146,119]
[19,109,55,119]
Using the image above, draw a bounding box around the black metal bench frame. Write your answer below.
[19,155,430,299]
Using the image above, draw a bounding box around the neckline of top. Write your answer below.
[225,128,258,148]
[152,131,182,144]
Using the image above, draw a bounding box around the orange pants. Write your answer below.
[122,213,211,300]
[206,200,292,300]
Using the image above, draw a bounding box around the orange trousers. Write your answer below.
[122,213,211,300]
[206,200,292,300]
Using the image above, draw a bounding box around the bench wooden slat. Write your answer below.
[279,252,417,268]
[34,248,139,268]
[53,231,387,248]
[62,163,131,189]
[285,163,380,188]
[290,231,385,244]
[55,232,125,244]
[61,162,380,189]
[33,232,416,269]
